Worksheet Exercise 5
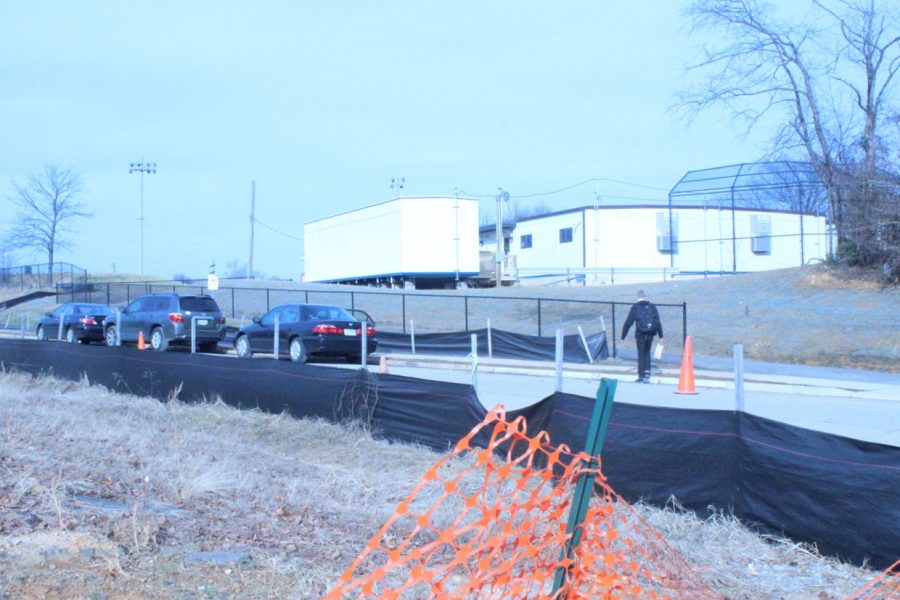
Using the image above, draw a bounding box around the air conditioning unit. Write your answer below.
[657,235,673,252]
[751,236,771,253]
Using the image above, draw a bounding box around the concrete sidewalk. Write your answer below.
[372,353,900,446]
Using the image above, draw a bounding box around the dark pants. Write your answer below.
[636,332,654,379]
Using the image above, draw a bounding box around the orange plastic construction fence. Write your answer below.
[846,560,900,600]
[326,408,718,599]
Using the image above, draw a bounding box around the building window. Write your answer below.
[559,227,573,244]
[521,234,532,249]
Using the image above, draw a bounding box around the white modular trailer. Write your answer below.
[304,196,480,286]
[510,204,830,285]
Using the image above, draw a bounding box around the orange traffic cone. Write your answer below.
[675,335,697,395]
[137,330,146,350]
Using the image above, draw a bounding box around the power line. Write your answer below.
[253,217,303,242]
[457,176,670,201]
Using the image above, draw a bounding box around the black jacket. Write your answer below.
[621,300,663,339]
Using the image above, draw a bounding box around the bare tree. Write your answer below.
[677,0,899,265]
[6,165,91,285]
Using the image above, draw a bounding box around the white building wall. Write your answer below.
[304,197,479,282]
[513,210,585,270]
[509,205,829,285]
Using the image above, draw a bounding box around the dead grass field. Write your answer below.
[0,372,880,599]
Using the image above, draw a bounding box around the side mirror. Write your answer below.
[44,312,53,317]
[252,315,262,325]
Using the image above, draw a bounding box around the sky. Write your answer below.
[0,1,773,280]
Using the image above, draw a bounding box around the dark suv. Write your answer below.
[104,293,226,352]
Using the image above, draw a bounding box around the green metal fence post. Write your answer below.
[550,377,617,597]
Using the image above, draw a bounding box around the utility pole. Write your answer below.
[249,180,256,279]
[129,160,156,276]
[453,188,460,285]
[495,188,509,288]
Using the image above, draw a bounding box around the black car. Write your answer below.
[103,293,227,352]
[36,303,113,344]
[234,304,377,363]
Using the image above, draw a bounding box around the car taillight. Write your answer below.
[312,323,343,335]
[366,326,376,336]
[80,317,97,326]
[168,313,184,323]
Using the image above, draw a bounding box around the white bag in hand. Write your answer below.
[653,342,664,360]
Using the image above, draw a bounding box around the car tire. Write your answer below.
[235,335,253,359]
[150,327,168,352]
[36,325,47,341]
[65,327,76,344]
[289,338,307,363]
[105,326,118,347]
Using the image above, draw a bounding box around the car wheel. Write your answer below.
[105,326,118,347]
[36,325,47,341]
[289,338,307,363]
[65,327,76,344]
[150,327,168,352]
[235,335,253,358]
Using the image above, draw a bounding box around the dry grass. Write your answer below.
[0,372,881,599]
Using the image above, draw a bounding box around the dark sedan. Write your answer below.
[36,303,113,344]
[234,304,376,363]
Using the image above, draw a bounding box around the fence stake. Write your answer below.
[577,326,592,364]
[487,318,492,358]
[4,313,10,329]
[599,316,606,332]
[551,377,618,596]
[402,296,407,334]
[410,319,416,354]
[240,314,245,329]
[555,329,564,392]
[611,303,617,358]
[20,313,25,339]
[115,310,122,346]
[470,333,478,388]
[57,307,66,341]
[734,344,745,412]
[361,321,368,369]
[464,296,469,331]
[537,299,542,337]
[191,316,197,354]
[273,312,280,359]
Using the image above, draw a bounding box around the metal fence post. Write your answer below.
[191,316,197,354]
[464,296,469,332]
[487,318,492,358]
[682,301,688,347]
[273,312,280,359]
[266,288,270,312]
[734,344,745,412]
[57,307,65,341]
[231,288,235,318]
[361,322,368,369]
[611,302,617,358]
[470,333,478,389]
[116,309,122,346]
[402,295,407,334]
[555,329,564,392]
[537,298,542,337]
[410,319,416,354]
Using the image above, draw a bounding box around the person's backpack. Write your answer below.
[635,303,657,334]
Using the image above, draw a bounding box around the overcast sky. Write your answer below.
[0,1,772,280]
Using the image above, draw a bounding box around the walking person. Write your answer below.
[621,290,663,383]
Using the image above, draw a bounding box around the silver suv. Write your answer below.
[104,293,226,352]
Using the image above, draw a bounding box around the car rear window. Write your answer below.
[180,297,220,312]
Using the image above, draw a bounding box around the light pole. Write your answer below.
[129,161,156,276]
[495,188,509,288]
